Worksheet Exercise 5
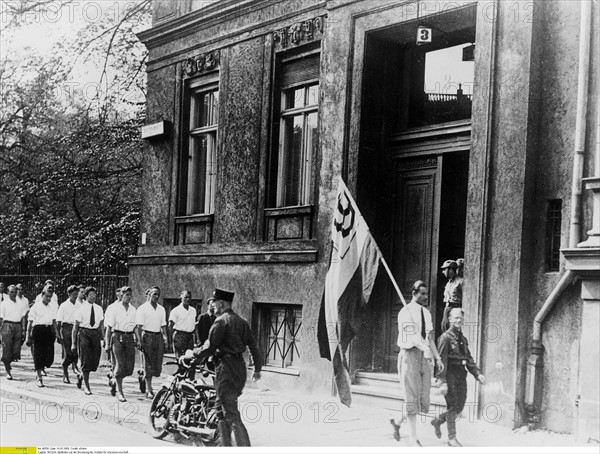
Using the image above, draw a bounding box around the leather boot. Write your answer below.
[218,420,232,447]
[231,416,251,447]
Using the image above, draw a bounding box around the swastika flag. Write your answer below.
[317,178,382,407]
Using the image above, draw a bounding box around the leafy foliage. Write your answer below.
[0,0,151,274]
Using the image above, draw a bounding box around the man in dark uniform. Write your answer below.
[194,289,262,447]
[440,260,463,332]
[431,308,485,446]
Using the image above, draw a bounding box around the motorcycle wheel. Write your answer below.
[149,388,174,439]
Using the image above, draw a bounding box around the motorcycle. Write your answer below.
[149,351,221,446]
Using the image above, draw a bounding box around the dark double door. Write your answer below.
[382,151,468,373]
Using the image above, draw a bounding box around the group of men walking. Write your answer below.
[0,281,221,403]
[391,258,484,447]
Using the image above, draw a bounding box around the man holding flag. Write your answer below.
[317,178,383,407]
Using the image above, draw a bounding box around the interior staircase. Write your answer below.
[351,371,446,417]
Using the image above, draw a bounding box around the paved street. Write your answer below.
[0,350,594,449]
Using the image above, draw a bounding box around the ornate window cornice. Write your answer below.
[183,50,220,77]
[273,16,325,51]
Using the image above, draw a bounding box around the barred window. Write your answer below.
[255,304,302,369]
[545,199,562,272]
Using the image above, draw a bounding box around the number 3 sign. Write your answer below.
[417,26,432,44]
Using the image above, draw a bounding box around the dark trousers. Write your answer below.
[173,331,194,358]
[78,328,101,372]
[1,322,23,364]
[141,331,164,377]
[112,332,136,378]
[215,356,251,446]
[437,365,468,438]
[32,325,55,370]
[60,323,77,368]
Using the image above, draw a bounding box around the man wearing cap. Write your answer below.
[72,287,104,395]
[196,299,216,347]
[135,286,167,398]
[440,260,463,332]
[169,290,197,358]
[56,285,82,383]
[25,286,59,387]
[431,308,485,446]
[105,286,137,402]
[0,285,29,379]
[391,280,444,447]
[194,289,262,447]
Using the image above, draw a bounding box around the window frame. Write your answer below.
[254,303,302,370]
[267,46,321,210]
[178,74,220,218]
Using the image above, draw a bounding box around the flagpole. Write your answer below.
[380,256,407,307]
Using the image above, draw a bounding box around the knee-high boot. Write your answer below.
[231,415,251,447]
[218,420,232,447]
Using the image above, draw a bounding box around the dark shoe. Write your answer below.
[6,372,13,380]
[63,377,71,384]
[138,371,146,394]
[431,419,442,439]
[76,374,83,389]
[390,418,400,442]
[110,379,117,397]
[448,437,462,447]
[84,388,92,395]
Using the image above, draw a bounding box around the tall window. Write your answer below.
[184,83,219,215]
[270,50,320,208]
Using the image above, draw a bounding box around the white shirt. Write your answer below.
[56,299,82,324]
[75,302,104,329]
[169,304,197,333]
[105,302,137,333]
[0,296,29,322]
[28,300,59,326]
[35,293,59,305]
[397,301,433,355]
[135,302,167,332]
[17,295,30,309]
[104,302,119,328]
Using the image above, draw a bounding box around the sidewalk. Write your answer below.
[0,350,593,448]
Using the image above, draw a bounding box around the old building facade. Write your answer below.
[133,0,599,439]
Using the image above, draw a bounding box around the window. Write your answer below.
[183,82,219,215]
[255,304,302,369]
[269,50,320,208]
[545,199,562,271]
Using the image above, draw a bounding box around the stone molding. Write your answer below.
[183,50,220,78]
[273,16,325,50]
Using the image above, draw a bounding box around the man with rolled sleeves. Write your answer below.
[72,287,104,395]
[25,287,59,387]
[105,286,137,402]
[135,286,167,399]
[391,280,444,447]
[440,260,463,332]
[168,290,197,358]
[194,289,262,447]
[431,308,485,447]
[0,285,29,379]
[56,285,82,383]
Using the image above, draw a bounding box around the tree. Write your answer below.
[0,0,151,274]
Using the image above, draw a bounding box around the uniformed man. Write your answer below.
[196,299,216,346]
[194,289,262,447]
[0,285,29,379]
[135,286,167,399]
[56,285,82,383]
[72,286,104,395]
[168,290,197,357]
[440,260,463,332]
[432,308,485,446]
[25,287,59,387]
[105,286,137,402]
[391,280,444,447]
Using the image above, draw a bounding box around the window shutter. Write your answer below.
[280,54,320,87]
